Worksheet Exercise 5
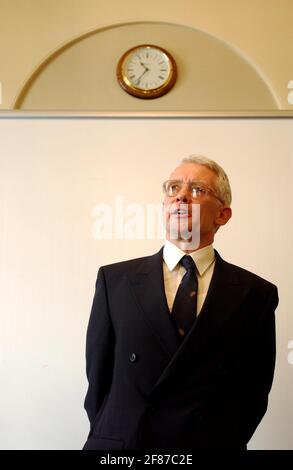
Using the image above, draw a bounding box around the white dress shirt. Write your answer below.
[163,240,216,316]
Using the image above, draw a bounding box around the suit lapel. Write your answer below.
[187,250,250,349]
[126,247,180,359]
[127,247,251,389]
[152,250,251,389]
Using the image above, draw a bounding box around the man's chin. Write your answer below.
[167,227,200,250]
[167,237,200,251]
[168,221,193,239]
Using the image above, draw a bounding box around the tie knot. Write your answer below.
[180,255,196,272]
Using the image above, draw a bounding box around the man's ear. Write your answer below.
[215,206,232,227]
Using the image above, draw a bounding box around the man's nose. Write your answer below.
[176,184,191,202]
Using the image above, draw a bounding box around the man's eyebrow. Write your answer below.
[169,179,209,184]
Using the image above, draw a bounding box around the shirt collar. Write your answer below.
[163,239,215,276]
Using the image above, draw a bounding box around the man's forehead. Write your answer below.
[169,163,216,180]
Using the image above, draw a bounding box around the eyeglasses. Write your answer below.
[162,179,223,203]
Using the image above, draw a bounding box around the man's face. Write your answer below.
[162,163,232,250]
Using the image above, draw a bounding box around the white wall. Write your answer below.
[0,117,292,449]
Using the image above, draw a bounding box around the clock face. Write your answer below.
[117,45,177,99]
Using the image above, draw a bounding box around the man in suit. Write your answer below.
[83,155,278,450]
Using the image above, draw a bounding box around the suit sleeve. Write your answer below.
[204,283,279,449]
[239,284,279,444]
[84,267,115,428]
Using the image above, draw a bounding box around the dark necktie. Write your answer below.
[171,255,198,340]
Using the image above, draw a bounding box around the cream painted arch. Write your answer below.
[14,21,280,111]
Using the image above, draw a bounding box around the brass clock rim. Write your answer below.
[116,44,177,99]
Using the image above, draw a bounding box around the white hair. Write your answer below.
[181,155,232,206]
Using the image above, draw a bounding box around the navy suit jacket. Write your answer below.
[83,248,278,450]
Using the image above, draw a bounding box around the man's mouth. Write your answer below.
[170,207,191,217]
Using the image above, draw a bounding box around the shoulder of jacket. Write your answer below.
[216,250,278,292]
[98,247,163,275]
[102,254,152,271]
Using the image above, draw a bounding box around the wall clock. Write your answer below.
[116,44,177,99]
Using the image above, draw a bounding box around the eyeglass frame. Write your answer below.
[162,179,224,204]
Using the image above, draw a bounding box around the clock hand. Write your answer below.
[136,67,149,85]
[140,61,151,70]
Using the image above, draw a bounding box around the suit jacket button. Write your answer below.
[129,353,137,362]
